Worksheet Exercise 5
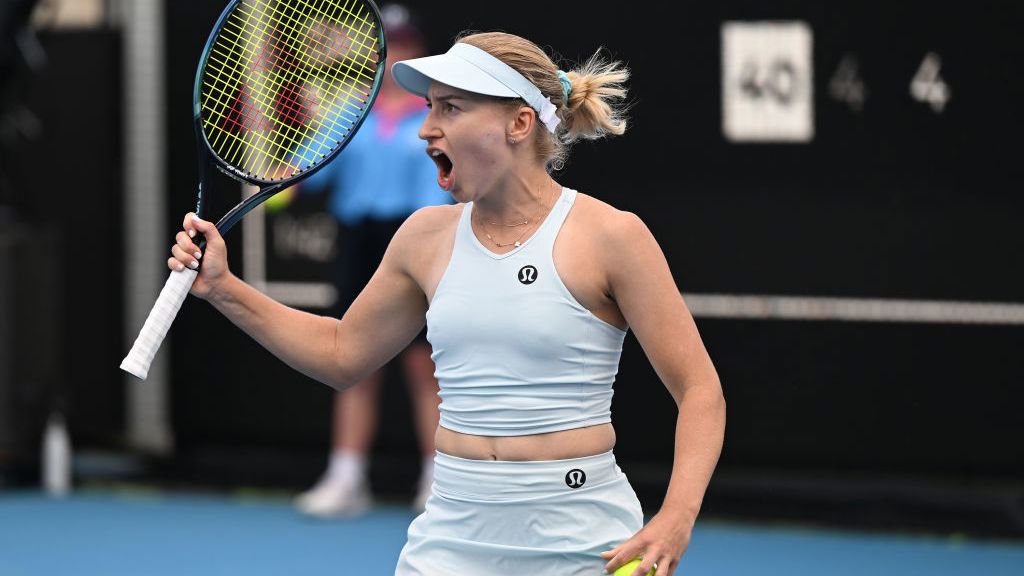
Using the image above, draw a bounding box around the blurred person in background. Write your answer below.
[285,4,451,517]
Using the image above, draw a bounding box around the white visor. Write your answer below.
[392,42,560,133]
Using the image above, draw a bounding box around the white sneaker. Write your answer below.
[294,476,373,518]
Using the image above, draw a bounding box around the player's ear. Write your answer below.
[507,104,535,144]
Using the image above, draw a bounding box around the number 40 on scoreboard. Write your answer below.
[722,21,815,143]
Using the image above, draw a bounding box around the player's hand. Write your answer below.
[168,212,230,299]
[600,510,693,575]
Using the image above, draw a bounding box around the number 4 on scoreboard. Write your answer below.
[910,52,951,113]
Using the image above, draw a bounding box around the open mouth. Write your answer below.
[429,148,454,190]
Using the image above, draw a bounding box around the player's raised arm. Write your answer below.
[178,211,429,392]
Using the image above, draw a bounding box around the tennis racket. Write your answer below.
[121,0,386,380]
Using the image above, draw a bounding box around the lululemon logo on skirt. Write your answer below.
[518,265,538,284]
[565,468,587,489]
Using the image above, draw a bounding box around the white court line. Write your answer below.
[684,293,1024,325]
[260,281,337,309]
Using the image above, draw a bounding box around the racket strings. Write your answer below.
[230,0,378,120]
[206,0,375,176]
[200,0,382,181]
[214,0,376,141]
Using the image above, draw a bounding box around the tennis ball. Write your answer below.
[263,187,296,213]
[613,558,655,576]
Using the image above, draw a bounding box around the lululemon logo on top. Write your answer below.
[565,468,586,489]
[518,265,538,285]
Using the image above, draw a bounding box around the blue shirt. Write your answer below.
[300,107,451,225]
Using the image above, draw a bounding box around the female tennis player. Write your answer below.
[170,31,725,576]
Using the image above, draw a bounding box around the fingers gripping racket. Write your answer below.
[121,0,386,380]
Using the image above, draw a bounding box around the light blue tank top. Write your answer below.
[426,188,628,436]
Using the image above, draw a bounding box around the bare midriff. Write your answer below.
[434,423,616,461]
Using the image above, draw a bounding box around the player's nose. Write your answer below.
[418,112,441,141]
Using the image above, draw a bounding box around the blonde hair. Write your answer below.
[455,31,630,172]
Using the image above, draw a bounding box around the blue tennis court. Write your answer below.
[2,488,1022,575]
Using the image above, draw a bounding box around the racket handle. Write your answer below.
[120,268,199,380]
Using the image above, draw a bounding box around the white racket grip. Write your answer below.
[120,268,199,380]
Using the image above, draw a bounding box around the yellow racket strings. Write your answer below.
[207,0,377,177]
[207,0,377,176]
[200,0,381,180]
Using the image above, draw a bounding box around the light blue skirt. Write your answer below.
[395,450,644,576]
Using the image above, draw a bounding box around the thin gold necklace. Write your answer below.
[485,216,529,227]
[484,224,533,248]
[477,185,557,248]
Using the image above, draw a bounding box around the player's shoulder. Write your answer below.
[385,204,461,274]
[572,192,665,284]
[402,203,462,232]
[390,203,462,250]
[572,191,650,241]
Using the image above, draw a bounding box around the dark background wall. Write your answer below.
[155,0,1020,535]
[1,30,124,470]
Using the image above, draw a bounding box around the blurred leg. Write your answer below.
[334,370,383,452]
[294,371,383,517]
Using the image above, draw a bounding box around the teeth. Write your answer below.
[431,150,442,157]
